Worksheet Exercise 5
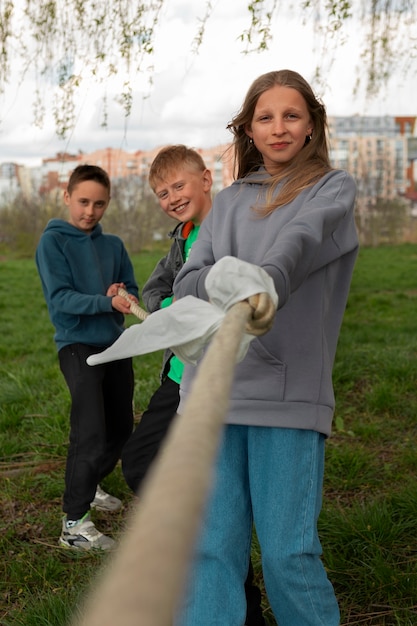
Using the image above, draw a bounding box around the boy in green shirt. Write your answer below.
[122,145,212,491]
[121,145,266,626]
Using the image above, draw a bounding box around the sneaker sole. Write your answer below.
[90,501,122,512]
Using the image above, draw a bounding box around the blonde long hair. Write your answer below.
[227,70,332,215]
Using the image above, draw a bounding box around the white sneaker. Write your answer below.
[59,513,116,550]
[91,485,122,512]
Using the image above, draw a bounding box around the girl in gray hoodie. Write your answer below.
[173,70,359,626]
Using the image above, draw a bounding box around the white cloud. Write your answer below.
[0,0,416,166]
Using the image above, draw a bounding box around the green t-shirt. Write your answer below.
[162,224,200,384]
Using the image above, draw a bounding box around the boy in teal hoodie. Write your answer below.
[36,164,139,550]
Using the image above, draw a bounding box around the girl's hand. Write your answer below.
[245,293,276,335]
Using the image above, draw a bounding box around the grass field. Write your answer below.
[1,244,417,625]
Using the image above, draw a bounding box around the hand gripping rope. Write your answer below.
[118,287,149,321]
[73,291,275,626]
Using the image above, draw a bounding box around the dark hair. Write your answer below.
[149,145,207,191]
[67,164,111,195]
[227,70,332,214]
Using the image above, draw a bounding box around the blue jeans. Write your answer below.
[175,425,339,626]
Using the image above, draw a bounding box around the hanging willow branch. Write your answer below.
[358,0,417,97]
[0,0,416,138]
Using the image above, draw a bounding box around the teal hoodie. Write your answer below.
[35,219,139,351]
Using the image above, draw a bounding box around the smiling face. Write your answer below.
[153,165,212,225]
[246,84,313,174]
[64,179,110,233]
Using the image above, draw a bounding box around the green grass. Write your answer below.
[1,244,417,625]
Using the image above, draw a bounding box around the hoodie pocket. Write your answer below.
[233,339,286,402]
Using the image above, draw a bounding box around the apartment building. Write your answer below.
[0,162,20,202]
[36,144,235,195]
[328,115,415,213]
[1,115,415,210]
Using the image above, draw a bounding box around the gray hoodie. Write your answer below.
[173,169,358,436]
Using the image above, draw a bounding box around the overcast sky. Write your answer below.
[1,0,416,167]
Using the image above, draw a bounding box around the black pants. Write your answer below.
[59,343,134,519]
[121,376,266,626]
[121,376,179,493]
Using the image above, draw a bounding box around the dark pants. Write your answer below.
[59,343,134,520]
[121,376,266,626]
[122,376,179,493]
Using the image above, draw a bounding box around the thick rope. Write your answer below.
[72,296,271,626]
[118,287,149,321]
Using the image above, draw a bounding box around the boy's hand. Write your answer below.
[111,295,135,314]
[107,283,139,313]
[107,282,126,297]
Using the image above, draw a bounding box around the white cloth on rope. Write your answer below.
[87,256,278,367]
[87,297,224,366]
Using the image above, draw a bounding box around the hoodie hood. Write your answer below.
[44,218,103,239]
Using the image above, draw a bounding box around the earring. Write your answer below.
[249,137,253,144]
[305,134,312,144]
